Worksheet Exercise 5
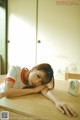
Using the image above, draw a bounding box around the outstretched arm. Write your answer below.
[41,87,78,117]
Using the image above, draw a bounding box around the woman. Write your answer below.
[1,63,78,117]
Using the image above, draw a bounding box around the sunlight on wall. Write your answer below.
[53,56,80,80]
[37,31,80,80]
[8,15,36,68]
[37,0,80,80]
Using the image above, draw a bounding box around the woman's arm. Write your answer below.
[4,81,34,97]
[41,87,78,117]
[4,81,45,98]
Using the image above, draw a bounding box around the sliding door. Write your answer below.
[8,0,37,69]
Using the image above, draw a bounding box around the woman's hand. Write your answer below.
[33,85,45,93]
[56,101,78,117]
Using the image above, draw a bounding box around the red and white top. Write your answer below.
[5,66,28,89]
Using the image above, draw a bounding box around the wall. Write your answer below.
[54,1,80,79]
[37,0,80,80]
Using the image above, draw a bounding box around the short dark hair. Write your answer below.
[30,63,54,83]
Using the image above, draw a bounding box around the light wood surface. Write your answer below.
[0,108,30,120]
[0,79,80,120]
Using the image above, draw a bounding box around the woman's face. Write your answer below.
[28,70,48,86]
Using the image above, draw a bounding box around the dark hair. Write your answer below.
[23,85,36,89]
[30,63,54,83]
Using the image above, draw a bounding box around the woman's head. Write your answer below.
[28,63,54,86]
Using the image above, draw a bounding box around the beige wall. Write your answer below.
[53,1,80,75]
[37,0,80,79]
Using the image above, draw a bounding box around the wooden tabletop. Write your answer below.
[0,80,80,120]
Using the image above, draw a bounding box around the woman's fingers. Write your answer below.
[57,105,65,114]
[56,102,65,114]
[61,104,73,117]
[56,102,78,117]
[66,105,78,117]
[34,85,45,93]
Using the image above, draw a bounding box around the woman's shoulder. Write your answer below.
[9,65,23,70]
[8,66,28,75]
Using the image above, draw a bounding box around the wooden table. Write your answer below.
[0,79,80,120]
